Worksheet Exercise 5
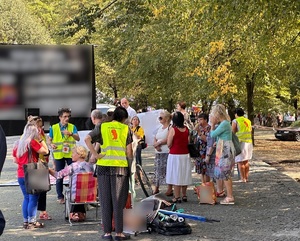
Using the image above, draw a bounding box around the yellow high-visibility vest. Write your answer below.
[236,117,252,143]
[52,123,76,159]
[97,121,128,167]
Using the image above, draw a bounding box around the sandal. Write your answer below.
[171,197,181,203]
[220,197,235,205]
[153,189,160,195]
[77,212,86,222]
[182,196,188,202]
[165,191,174,197]
[216,191,226,197]
[70,213,80,222]
[23,222,29,229]
[39,213,52,220]
[28,221,45,228]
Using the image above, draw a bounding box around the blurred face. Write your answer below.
[121,99,129,109]
[72,148,81,161]
[198,117,207,126]
[131,117,139,126]
[176,104,182,111]
[59,112,71,125]
[158,114,165,123]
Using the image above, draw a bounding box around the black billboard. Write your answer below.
[0,45,95,135]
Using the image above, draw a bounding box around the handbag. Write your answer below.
[23,148,51,195]
[138,137,147,149]
[195,182,216,205]
[232,132,242,156]
[188,143,200,158]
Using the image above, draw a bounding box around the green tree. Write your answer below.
[0,0,53,44]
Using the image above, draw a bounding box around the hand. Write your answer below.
[96,153,106,160]
[89,155,96,164]
[153,141,161,148]
[155,146,162,152]
[51,143,57,149]
[62,129,72,136]
[205,157,210,164]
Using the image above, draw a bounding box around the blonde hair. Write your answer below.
[73,145,88,159]
[160,110,171,123]
[15,123,39,157]
[211,104,231,122]
[27,115,42,124]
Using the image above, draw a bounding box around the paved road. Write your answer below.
[1,132,300,241]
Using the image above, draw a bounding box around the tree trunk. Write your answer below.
[246,73,255,145]
[227,98,236,121]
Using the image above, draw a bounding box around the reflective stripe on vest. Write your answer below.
[236,117,252,143]
[96,122,128,167]
[52,123,76,159]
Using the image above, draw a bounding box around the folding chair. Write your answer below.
[64,172,99,226]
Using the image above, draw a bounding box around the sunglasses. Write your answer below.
[158,116,163,120]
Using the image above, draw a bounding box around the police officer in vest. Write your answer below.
[85,106,133,240]
[49,108,80,204]
[232,108,253,183]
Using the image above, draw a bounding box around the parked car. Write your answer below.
[96,103,116,114]
[275,120,300,141]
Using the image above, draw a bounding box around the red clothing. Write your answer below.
[13,139,42,178]
[169,127,189,155]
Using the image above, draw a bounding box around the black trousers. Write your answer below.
[97,171,129,233]
[37,191,47,211]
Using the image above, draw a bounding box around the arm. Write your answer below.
[210,121,226,138]
[36,139,49,155]
[62,129,80,141]
[71,133,80,141]
[89,142,100,164]
[135,126,144,140]
[84,134,105,160]
[232,120,238,134]
[126,143,133,160]
[49,165,70,179]
[167,127,175,149]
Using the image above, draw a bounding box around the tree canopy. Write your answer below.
[2,0,299,117]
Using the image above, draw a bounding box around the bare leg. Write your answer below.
[238,162,246,182]
[216,179,224,193]
[244,160,250,181]
[205,175,210,183]
[181,185,188,197]
[174,185,181,198]
[224,178,234,199]
[165,184,173,195]
[153,186,159,194]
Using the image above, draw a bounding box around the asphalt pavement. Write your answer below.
[1,133,300,241]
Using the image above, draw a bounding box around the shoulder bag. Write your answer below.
[232,132,242,156]
[136,126,147,149]
[188,142,200,158]
[23,148,51,194]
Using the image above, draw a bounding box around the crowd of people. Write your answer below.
[9,98,253,239]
